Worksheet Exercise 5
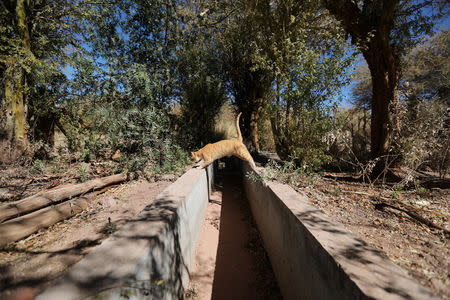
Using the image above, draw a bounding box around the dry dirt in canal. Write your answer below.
[187,171,282,300]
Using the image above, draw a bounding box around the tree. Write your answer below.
[322,0,448,172]
[213,0,272,151]
[176,34,227,148]
[403,29,449,113]
[203,0,351,153]
[1,0,32,162]
[349,30,449,176]
[400,30,449,176]
[0,0,100,163]
[259,1,352,165]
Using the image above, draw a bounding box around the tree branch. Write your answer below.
[374,201,450,234]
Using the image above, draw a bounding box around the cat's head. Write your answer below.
[190,151,201,162]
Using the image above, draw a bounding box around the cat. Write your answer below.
[191,112,256,169]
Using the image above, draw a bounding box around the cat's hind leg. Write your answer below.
[244,157,256,169]
[249,158,256,169]
[235,148,257,169]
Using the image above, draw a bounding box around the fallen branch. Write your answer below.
[373,202,450,235]
[0,197,88,248]
[0,173,128,223]
[342,190,449,219]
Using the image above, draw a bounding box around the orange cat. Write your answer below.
[191,112,256,169]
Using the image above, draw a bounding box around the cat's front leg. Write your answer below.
[199,161,212,169]
[193,161,203,168]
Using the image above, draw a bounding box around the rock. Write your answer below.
[100,197,118,208]
[160,174,176,182]
[0,189,13,201]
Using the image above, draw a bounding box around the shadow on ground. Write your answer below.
[211,162,281,300]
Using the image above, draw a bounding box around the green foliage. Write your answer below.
[390,1,446,54]
[57,0,191,176]
[2,0,446,180]
[333,187,341,196]
[266,19,352,170]
[215,0,354,167]
[323,0,448,163]
[33,159,45,174]
[403,30,449,106]
[245,170,265,186]
[390,185,403,199]
[175,15,228,148]
[413,180,430,196]
[86,105,189,176]
[103,217,117,235]
[271,107,337,172]
[264,160,300,183]
[323,0,446,56]
[346,30,449,176]
[352,30,449,114]
[78,163,88,183]
[0,0,104,146]
[390,190,400,199]
[169,2,243,149]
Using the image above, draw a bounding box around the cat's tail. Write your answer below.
[236,112,243,142]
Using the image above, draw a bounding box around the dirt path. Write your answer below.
[0,179,171,298]
[187,173,281,300]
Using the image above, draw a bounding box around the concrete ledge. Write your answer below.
[37,165,213,300]
[242,163,439,300]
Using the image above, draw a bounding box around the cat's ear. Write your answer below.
[191,152,195,156]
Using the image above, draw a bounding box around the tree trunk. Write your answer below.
[323,0,401,176]
[0,197,88,247]
[236,80,265,152]
[248,96,263,152]
[0,0,31,164]
[363,35,400,165]
[270,78,292,161]
[0,173,128,223]
[270,116,289,161]
[367,62,393,159]
[2,62,29,163]
[35,114,56,146]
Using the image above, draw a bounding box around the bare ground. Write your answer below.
[0,163,172,299]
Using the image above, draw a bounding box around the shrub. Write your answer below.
[324,108,371,171]
[69,104,189,177]
[270,106,336,172]
[394,100,449,178]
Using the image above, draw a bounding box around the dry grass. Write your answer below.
[213,103,239,140]
[213,103,276,151]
